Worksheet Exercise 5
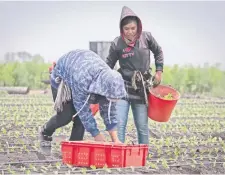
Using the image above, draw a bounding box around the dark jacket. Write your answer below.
[106,6,164,104]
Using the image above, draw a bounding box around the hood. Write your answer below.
[88,69,127,100]
[120,6,142,39]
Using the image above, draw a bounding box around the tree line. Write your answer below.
[0,51,224,96]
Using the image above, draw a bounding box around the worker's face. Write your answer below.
[122,21,138,41]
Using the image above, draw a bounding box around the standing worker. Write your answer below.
[106,6,164,144]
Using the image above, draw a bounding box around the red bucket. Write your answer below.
[148,85,180,122]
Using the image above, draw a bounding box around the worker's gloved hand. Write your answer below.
[94,133,106,142]
[152,71,162,87]
[55,77,61,84]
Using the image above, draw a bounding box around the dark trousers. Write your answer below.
[43,86,85,141]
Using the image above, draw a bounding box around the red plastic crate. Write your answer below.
[61,141,148,168]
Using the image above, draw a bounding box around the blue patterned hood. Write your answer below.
[51,50,127,137]
[88,68,127,100]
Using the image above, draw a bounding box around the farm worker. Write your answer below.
[106,6,164,144]
[39,49,127,147]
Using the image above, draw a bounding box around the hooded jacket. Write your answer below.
[106,6,164,104]
[51,49,127,137]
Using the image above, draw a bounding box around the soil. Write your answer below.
[0,93,224,174]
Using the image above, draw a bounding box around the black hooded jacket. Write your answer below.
[106,6,164,104]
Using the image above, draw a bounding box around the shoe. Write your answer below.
[39,126,52,147]
[39,126,52,155]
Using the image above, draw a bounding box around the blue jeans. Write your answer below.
[116,99,149,144]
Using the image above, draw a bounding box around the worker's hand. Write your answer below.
[94,133,106,142]
[108,130,122,143]
[113,139,123,144]
[153,71,162,87]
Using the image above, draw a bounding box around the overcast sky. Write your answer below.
[0,1,225,69]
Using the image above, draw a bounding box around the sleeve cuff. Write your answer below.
[105,123,117,131]
[90,129,100,137]
[155,64,163,72]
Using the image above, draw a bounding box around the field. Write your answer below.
[0,91,225,174]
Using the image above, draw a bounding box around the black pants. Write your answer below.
[43,86,85,141]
